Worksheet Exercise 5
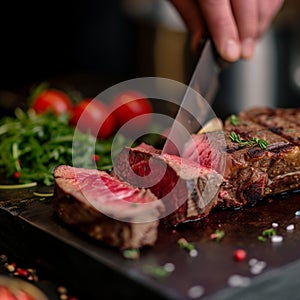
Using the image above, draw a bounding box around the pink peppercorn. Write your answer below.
[234,249,247,262]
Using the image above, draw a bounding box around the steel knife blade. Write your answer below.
[162,39,227,155]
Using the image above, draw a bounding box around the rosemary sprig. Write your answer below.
[229,132,269,150]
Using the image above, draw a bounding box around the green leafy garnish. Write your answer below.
[229,132,269,150]
[0,108,125,186]
[228,114,239,126]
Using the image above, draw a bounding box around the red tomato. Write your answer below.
[32,89,73,115]
[111,90,152,134]
[70,99,116,139]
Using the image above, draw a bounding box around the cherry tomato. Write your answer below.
[70,99,116,139]
[111,90,152,134]
[32,89,73,115]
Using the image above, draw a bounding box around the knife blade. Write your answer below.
[162,39,226,155]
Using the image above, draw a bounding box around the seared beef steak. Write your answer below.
[54,165,164,249]
[114,107,300,227]
[113,144,223,226]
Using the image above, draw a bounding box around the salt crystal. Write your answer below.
[190,249,198,258]
[286,224,295,231]
[295,210,300,217]
[187,285,205,298]
[249,260,267,275]
[164,263,175,273]
[271,235,283,243]
[272,222,279,228]
[228,275,251,287]
[248,258,258,267]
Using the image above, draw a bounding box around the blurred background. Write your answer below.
[0,0,300,118]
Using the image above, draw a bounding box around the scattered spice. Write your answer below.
[187,285,205,299]
[286,224,295,231]
[233,249,247,262]
[189,249,198,258]
[249,259,267,275]
[272,222,279,228]
[163,263,175,273]
[178,238,195,252]
[210,229,225,242]
[0,252,77,299]
[227,275,251,287]
[229,131,269,150]
[271,235,283,244]
[122,248,140,260]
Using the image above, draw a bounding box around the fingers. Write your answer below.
[257,0,285,37]
[168,0,206,55]
[198,0,240,62]
[231,0,258,59]
[169,0,285,61]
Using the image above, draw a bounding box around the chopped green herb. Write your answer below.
[229,132,269,150]
[177,238,195,251]
[210,229,225,242]
[258,228,276,242]
[262,228,276,238]
[285,128,294,132]
[33,192,54,197]
[122,248,140,260]
[258,236,267,242]
[143,265,171,280]
[228,115,239,126]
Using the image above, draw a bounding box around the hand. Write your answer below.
[168,0,285,62]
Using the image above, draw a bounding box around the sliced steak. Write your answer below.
[113,144,223,226]
[53,165,164,249]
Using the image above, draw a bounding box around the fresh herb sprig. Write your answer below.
[229,132,269,150]
[0,108,125,186]
[228,114,239,126]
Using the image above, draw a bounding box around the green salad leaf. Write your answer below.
[0,108,125,186]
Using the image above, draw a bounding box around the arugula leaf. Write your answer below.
[0,108,121,186]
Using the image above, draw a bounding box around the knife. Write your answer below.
[162,39,227,155]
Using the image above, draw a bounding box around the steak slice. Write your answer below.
[113,144,223,226]
[53,165,164,249]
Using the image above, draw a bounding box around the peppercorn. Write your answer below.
[234,249,247,262]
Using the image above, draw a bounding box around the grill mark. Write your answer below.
[241,108,300,148]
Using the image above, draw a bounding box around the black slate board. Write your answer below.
[1,186,300,300]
